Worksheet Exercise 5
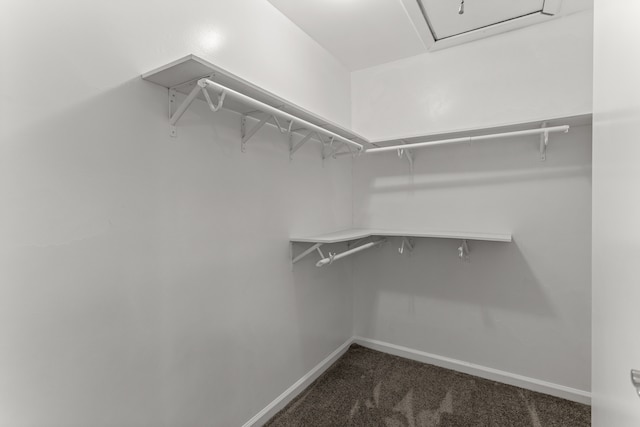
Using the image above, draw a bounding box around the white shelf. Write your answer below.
[142,55,590,163]
[290,228,512,267]
[142,54,370,148]
[366,113,592,147]
[290,229,372,244]
[290,228,512,244]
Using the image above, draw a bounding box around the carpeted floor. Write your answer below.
[265,344,590,427]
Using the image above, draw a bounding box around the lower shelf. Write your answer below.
[290,228,512,267]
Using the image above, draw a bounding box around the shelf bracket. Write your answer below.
[333,141,362,159]
[241,114,269,152]
[458,239,470,261]
[631,369,640,398]
[201,85,226,112]
[168,81,205,137]
[539,122,549,161]
[290,131,314,159]
[397,141,415,172]
[321,136,336,161]
[168,88,178,137]
[398,237,414,255]
[167,78,224,138]
[272,116,294,135]
[328,141,349,159]
[168,82,204,137]
[292,242,324,266]
[332,138,362,159]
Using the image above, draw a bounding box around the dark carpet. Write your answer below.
[265,344,590,427]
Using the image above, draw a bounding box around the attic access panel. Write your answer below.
[403,0,562,50]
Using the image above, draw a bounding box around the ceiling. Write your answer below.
[267,0,592,71]
[267,0,426,71]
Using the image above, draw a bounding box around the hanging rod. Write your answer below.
[316,239,386,267]
[365,125,569,154]
[171,78,364,152]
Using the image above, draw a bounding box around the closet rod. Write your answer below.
[316,239,385,267]
[199,79,364,152]
[365,125,569,154]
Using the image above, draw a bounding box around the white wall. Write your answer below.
[0,1,353,426]
[351,10,593,140]
[350,8,593,395]
[592,1,640,425]
[352,126,592,393]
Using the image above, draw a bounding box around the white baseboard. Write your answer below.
[241,337,354,427]
[243,335,590,426]
[353,336,591,405]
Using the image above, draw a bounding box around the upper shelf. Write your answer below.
[290,228,512,244]
[367,113,593,148]
[142,55,591,163]
[142,55,370,148]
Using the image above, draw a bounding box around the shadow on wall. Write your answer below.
[358,128,592,193]
[365,163,590,194]
[291,242,353,375]
[354,237,555,319]
[350,125,591,389]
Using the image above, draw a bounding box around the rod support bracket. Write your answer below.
[290,131,314,160]
[291,242,324,267]
[169,89,178,137]
[398,237,415,255]
[240,114,268,153]
[321,135,336,161]
[398,141,415,171]
[327,252,336,265]
[631,369,640,398]
[458,239,470,261]
[241,115,247,152]
[540,122,549,161]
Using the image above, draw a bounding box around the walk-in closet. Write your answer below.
[2,0,639,426]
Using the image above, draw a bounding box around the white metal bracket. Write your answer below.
[398,237,415,255]
[289,131,315,160]
[160,75,365,158]
[291,242,324,268]
[631,369,640,398]
[169,88,178,137]
[241,114,269,152]
[327,141,347,159]
[458,239,470,261]
[321,136,336,161]
[398,141,415,171]
[272,116,294,135]
[167,80,206,137]
[539,122,549,161]
[329,135,363,159]
[332,145,357,159]
[201,85,226,113]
